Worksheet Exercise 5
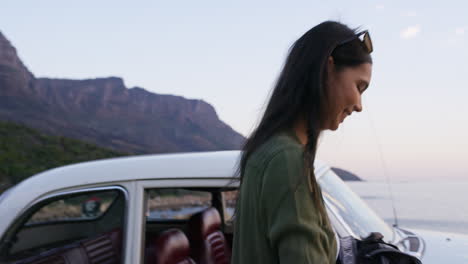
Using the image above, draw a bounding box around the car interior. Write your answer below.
[0,187,236,264]
[144,188,234,264]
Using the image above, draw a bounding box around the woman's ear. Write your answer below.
[327,56,335,72]
[327,56,336,77]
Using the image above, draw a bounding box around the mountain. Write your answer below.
[0,31,245,154]
[331,167,363,181]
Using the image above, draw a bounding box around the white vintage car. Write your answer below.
[0,151,466,263]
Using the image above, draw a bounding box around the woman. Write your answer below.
[231,21,373,263]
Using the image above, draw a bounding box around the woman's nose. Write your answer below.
[354,104,363,112]
[354,97,363,112]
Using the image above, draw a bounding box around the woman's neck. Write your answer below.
[293,118,308,146]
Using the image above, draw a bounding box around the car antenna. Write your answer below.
[366,103,399,228]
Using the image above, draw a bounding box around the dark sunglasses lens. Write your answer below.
[363,32,373,53]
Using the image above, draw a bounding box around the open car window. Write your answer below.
[146,188,212,221]
[26,190,118,225]
[2,188,126,263]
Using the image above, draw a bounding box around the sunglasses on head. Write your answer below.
[337,30,373,54]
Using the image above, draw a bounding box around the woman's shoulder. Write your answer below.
[247,131,304,169]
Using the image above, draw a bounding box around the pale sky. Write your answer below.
[1,0,467,180]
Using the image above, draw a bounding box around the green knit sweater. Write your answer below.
[231,130,337,264]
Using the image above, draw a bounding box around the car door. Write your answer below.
[0,186,128,264]
[135,178,232,263]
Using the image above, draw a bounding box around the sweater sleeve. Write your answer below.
[260,147,335,264]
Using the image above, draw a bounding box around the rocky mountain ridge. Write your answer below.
[0,31,244,153]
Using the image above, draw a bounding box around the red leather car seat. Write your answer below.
[153,229,195,264]
[187,208,231,264]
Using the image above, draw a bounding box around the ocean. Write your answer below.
[346,180,468,235]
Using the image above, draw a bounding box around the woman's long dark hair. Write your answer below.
[235,21,373,219]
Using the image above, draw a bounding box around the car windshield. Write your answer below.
[318,170,395,242]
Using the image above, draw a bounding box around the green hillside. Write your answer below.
[0,121,126,189]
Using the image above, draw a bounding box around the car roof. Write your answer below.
[10,150,329,190]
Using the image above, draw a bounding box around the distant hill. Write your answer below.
[331,167,363,181]
[0,31,245,154]
[0,121,124,187]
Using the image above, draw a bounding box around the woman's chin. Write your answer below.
[326,122,340,131]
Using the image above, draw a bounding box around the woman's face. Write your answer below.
[323,58,372,131]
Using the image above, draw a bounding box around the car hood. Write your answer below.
[411,228,468,264]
